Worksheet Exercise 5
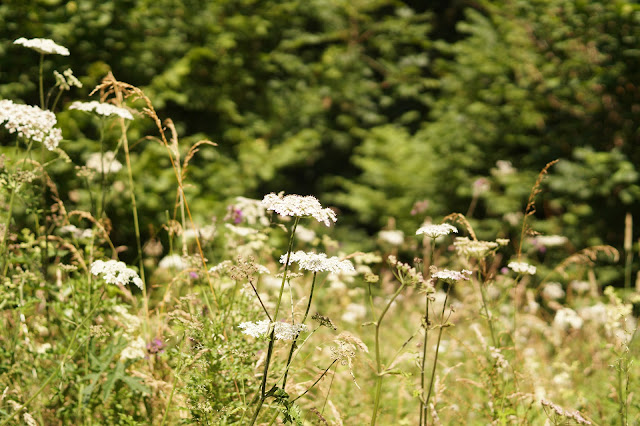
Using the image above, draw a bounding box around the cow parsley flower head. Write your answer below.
[69,101,134,120]
[454,237,499,258]
[90,259,143,289]
[120,336,147,361]
[85,151,122,173]
[0,99,62,150]
[14,37,70,56]
[262,192,337,226]
[416,223,458,238]
[431,267,472,283]
[238,320,306,340]
[378,230,404,246]
[280,251,355,274]
[508,261,537,275]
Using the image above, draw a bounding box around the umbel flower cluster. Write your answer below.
[430,267,472,283]
[0,100,63,150]
[69,101,134,120]
[508,261,537,275]
[14,37,70,56]
[416,223,458,238]
[238,320,307,340]
[85,151,123,174]
[262,192,337,226]
[90,260,143,289]
[280,251,355,274]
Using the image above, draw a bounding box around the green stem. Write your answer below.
[424,284,451,416]
[282,272,317,390]
[38,54,44,109]
[420,239,436,425]
[477,271,497,347]
[161,333,187,426]
[292,360,337,402]
[249,217,299,425]
[371,280,407,425]
[120,118,149,328]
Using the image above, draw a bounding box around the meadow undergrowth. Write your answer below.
[0,37,638,426]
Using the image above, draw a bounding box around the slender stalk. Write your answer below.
[292,360,337,402]
[249,217,299,425]
[424,284,452,416]
[38,54,44,109]
[420,239,436,425]
[282,272,317,390]
[119,117,149,329]
[161,333,187,426]
[477,271,497,347]
[371,280,407,425]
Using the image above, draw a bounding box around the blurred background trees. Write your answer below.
[1,0,639,273]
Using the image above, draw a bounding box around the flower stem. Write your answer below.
[282,271,317,390]
[38,54,44,109]
[477,271,497,347]
[249,217,299,425]
[371,280,407,425]
[424,284,451,416]
[161,333,187,426]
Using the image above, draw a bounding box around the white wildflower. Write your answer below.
[378,230,404,246]
[295,225,316,243]
[492,160,516,176]
[341,303,367,324]
[542,282,565,300]
[35,342,52,354]
[229,196,270,226]
[85,151,122,174]
[69,101,134,120]
[431,268,472,283]
[508,261,537,275]
[208,260,232,274]
[90,259,143,289]
[158,254,187,270]
[23,412,38,426]
[0,99,62,150]
[454,237,498,258]
[553,308,583,330]
[59,224,93,239]
[489,346,509,373]
[183,224,216,241]
[224,223,258,236]
[531,235,568,247]
[416,223,458,238]
[280,251,355,274]
[262,192,337,226]
[120,336,147,361]
[14,37,69,55]
[112,305,141,334]
[570,280,591,294]
[238,320,306,340]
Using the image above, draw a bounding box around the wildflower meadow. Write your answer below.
[1,1,640,425]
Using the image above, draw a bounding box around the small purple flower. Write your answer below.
[189,271,199,279]
[147,338,165,354]
[226,205,244,224]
